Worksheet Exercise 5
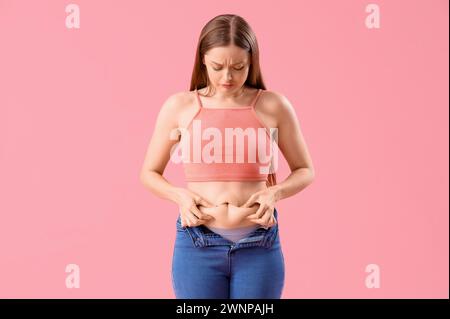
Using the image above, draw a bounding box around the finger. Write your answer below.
[261,212,273,229]
[188,204,202,219]
[250,207,272,226]
[198,197,215,208]
[181,215,189,228]
[191,205,214,220]
[260,209,273,227]
[242,195,255,208]
[268,214,276,227]
[246,204,266,219]
[189,213,211,226]
[186,211,198,227]
[267,207,276,224]
[188,204,198,219]
[187,209,210,227]
[266,208,277,227]
[191,192,209,207]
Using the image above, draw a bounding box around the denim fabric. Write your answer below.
[171,208,285,299]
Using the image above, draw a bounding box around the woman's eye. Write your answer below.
[212,66,244,71]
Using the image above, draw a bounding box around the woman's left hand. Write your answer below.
[241,187,279,229]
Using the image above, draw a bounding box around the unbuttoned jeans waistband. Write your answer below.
[176,207,279,249]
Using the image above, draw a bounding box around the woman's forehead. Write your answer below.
[205,46,249,62]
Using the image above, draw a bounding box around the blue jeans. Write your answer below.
[171,208,285,299]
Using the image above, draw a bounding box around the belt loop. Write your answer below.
[186,226,205,247]
[260,207,279,248]
[177,212,205,247]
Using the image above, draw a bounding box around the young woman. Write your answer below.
[140,14,315,299]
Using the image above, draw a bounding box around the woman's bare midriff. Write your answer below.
[187,181,268,229]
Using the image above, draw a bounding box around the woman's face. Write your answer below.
[203,44,251,94]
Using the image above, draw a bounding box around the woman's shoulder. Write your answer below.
[256,89,295,121]
[161,90,195,110]
[157,91,198,125]
[159,90,200,129]
[260,89,291,107]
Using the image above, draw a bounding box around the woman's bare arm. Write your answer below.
[269,92,316,201]
[139,93,184,205]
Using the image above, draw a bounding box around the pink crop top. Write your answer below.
[178,88,275,182]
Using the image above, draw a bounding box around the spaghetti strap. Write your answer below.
[195,89,203,108]
[250,89,263,108]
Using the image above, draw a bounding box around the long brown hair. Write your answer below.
[189,14,277,188]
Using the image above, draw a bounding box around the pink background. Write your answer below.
[0,0,448,298]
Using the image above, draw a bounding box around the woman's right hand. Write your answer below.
[176,188,216,227]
